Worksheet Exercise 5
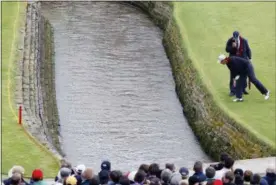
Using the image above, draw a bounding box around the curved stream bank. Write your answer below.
[40,1,210,171]
[128,1,275,159]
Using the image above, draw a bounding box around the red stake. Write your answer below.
[19,106,22,125]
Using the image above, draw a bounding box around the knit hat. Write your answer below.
[66,176,77,185]
[32,169,43,180]
[233,31,240,39]
[179,167,189,178]
[213,179,223,185]
[60,167,72,178]
[101,161,111,171]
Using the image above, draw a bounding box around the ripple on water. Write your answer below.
[41,1,210,171]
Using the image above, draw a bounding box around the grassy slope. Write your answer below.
[2,2,59,177]
[174,2,275,146]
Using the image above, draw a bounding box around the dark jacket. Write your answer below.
[192,172,207,182]
[227,56,251,77]
[210,163,224,171]
[263,173,276,185]
[3,178,29,185]
[81,180,90,185]
[226,36,251,59]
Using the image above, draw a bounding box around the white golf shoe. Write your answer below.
[264,91,270,100]
[233,98,243,102]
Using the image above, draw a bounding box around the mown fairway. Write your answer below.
[2,2,59,177]
[174,2,275,147]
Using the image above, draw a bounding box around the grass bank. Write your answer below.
[2,2,59,177]
[174,2,275,146]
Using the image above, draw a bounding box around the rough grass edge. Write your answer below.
[127,1,276,160]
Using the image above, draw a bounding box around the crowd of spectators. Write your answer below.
[2,154,276,185]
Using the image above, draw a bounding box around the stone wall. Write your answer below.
[127,1,276,160]
[15,2,63,158]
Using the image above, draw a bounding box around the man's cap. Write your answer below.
[76,164,86,174]
[234,169,244,176]
[66,176,77,185]
[179,167,189,177]
[217,54,226,63]
[233,31,240,39]
[32,169,43,180]
[188,175,201,185]
[101,161,111,171]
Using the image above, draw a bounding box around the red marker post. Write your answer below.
[19,106,22,125]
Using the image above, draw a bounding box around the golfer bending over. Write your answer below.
[217,54,270,102]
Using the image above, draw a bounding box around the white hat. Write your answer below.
[76,164,86,174]
[217,54,226,63]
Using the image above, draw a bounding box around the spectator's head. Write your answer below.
[214,180,223,185]
[170,173,182,185]
[110,170,122,183]
[220,153,229,163]
[233,31,240,40]
[148,163,160,176]
[244,170,253,182]
[8,166,25,178]
[205,167,216,179]
[134,170,146,184]
[234,169,244,177]
[66,176,77,185]
[161,169,173,183]
[250,174,261,185]
[76,164,86,175]
[266,166,276,175]
[89,178,99,185]
[193,161,203,173]
[82,168,94,180]
[165,163,175,172]
[60,168,72,179]
[224,157,235,169]
[222,171,235,184]
[188,176,201,185]
[120,176,130,185]
[127,171,137,183]
[149,177,161,185]
[61,161,72,169]
[32,169,43,181]
[11,172,22,185]
[235,174,244,185]
[179,167,189,179]
[179,180,188,185]
[98,170,109,185]
[139,164,149,174]
[101,161,111,171]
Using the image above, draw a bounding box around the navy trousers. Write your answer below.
[236,63,268,98]
[227,64,247,93]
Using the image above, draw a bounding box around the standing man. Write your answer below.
[225,31,252,96]
[217,54,269,102]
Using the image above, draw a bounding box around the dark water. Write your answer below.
[41,2,210,171]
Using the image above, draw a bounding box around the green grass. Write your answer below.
[174,2,275,147]
[1,2,59,177]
